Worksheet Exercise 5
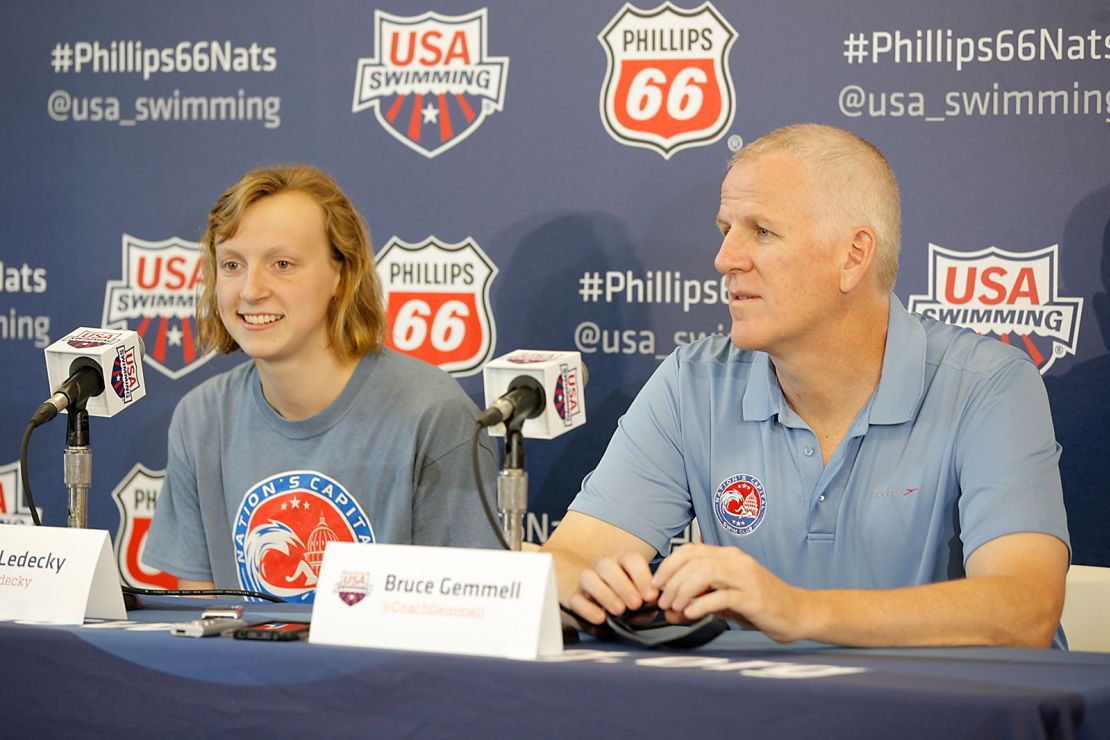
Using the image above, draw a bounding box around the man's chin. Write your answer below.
[728,329,764,352]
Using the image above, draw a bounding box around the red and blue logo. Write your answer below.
[352,9,509,158]
[907,244,1083,374]
[67,329,119,349]
[111,344,141,402]
[336,570,371,607]
[103,234,213,381]
[234,471,375,603]
[713,473,766,536]
[553,363,582,427]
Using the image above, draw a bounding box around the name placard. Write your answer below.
[0,524,126,623]
[309,543,562,660]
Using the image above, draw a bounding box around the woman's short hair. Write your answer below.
[196,164,386,361]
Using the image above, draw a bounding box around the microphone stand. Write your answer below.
[64,405,91,529]
[497,421,527,552]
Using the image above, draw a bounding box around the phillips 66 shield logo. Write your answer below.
[111,464,179,590]
[352,9,509,158]
[908,244,1083,374]
[0,460,40,525]
[599,2,737,158]
[376,237,498,377]
[103,234,213,380]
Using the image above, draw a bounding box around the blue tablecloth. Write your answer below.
[4,598,1109,739]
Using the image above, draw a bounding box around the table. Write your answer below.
[4,598,1109,739]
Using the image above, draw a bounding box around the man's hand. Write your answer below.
[541,512,659,625]
[569,551,659,625]
[653,543,808,641]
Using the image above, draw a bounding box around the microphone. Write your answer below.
[31,327,147,428]
[477,375,544,428]
[480,350,586,439]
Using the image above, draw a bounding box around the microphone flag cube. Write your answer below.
[43,327,147,418]
[482,350,586,440]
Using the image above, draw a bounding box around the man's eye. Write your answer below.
[275,260,292,269]
[757,227,773,239]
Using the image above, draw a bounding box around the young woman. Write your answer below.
[144,165,499,603]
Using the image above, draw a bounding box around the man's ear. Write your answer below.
[839,226,877,294]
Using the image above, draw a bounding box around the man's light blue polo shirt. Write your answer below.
[570,295,1070,591]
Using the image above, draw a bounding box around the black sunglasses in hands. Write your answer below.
[561,602,728,649]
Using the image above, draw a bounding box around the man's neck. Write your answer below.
[771,295,890,460]
[255,351,360,421]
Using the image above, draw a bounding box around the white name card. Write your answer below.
[309,543,562,660]
[0,524,126,623]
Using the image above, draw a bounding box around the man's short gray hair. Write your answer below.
[730,124,902,291]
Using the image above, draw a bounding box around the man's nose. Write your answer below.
[714,232,753,275]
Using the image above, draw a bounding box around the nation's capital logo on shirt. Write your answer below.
[111,463,179,590]
[713,473,766,536]
[352,8,509,158]
[907,244,1083,374]
[102,234,215,380]
[234,471,375,604]
[375,236,499,377]
[599,1,737,159]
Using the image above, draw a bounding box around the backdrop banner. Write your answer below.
[1,2,1106,593]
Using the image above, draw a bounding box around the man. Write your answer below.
[543,124,1070,648]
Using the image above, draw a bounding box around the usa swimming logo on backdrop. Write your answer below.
[375,237,498,377]
[110,464,179,590]
[352,9,509,158]
[908,244,1083,374]
[599,1,737,158]
[103,234,213,380]
[234,471,375,604]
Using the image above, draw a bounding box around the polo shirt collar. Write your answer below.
[740,293,925,426]
[742,349,780,423]
[869,293,926,425]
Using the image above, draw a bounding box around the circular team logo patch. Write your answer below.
[713,473,766,536]
[234,471,375,603]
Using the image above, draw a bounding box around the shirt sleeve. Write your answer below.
[954,354,1071,562]
[141,403,216,581]
[568,351,694,556]
[411,400,504,550]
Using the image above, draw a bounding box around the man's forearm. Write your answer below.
[800,575,1061,648]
